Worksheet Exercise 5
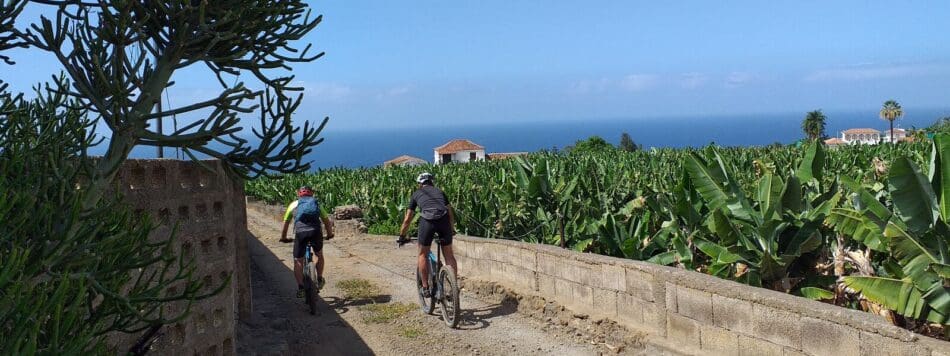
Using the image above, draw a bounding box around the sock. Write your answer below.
[298,284,303,289]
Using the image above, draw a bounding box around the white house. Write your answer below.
[840,128,881,145]
[882,128,908,144]
[434,139,485,164]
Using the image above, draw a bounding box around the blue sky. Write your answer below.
[4,1,950,131]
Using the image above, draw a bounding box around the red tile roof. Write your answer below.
[383,155,426,167]
[434,139,484,154]
[842,128,880,135]
[824,137,845,146]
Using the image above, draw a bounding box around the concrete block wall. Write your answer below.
[109,159,252,355]
[453,236,950,356]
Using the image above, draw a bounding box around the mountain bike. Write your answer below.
[398,237,460,328]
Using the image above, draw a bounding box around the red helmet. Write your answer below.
[297,186,313,197]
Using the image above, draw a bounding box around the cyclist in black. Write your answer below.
[281,186,334,298]
[398,173,458,297]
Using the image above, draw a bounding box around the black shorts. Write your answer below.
[293,229,323,259]
[418,216,453,247]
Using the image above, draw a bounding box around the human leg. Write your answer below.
[418,244,431,290]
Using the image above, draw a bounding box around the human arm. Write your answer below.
[280,201,297,242]
[280,219,292,242]
[399,209,414,238]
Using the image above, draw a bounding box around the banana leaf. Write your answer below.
[889,157,939,233]
[799,287,834,301]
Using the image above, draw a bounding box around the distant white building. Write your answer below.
[882,128,908,143]
[839,128,881,145]
[383,155,427,168]
[434,139,485,164]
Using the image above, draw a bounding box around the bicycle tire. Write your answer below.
[415,269,436,314]
[303,267,316,315]
[439,267,460,328]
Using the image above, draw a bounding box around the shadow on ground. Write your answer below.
[240,236,377,355]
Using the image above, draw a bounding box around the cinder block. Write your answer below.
[667,312,701,348]
[554,278,573,302]
[665,282,678,313]
[508,246,528,269]
[642,301,666,336]
[676,286,713,324]
[752,304,802,349]
[616,293,645,328]
[600,264,626,292]
[476,259,492,280]
[538,274,556,297]
[860,331,930,356]
[592,288,618,318]
[565,261,594,285]
[453,240,468,256]
[521,247,538,272]
[712,294,754,335]
[572,283,594,309]
[700,324,739,356]
[801,317,859,356]
[472,243,486,259]
[488,244,506,262]
[625,267,654,301]
[538,253,559,277]
[738,336,783,356]
[507,264,537,291]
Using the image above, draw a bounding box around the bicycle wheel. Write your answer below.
[303,265,317,315]
[438,267,460,328]
[415,269,436,314]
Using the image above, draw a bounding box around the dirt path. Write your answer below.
[237,205,665,356]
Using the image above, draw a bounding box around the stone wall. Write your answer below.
[110,159,252,355]
[453,236,950,356]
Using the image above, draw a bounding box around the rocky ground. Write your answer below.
[236,203,677,356]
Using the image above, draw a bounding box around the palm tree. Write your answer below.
[801,110,827,141]
[880,100,904,143]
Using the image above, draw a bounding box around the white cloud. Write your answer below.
[570,74,657,94]
[304,82,353,100]
[803,63,950,82]
[618,74,658,92]
[679,72,708,89]
[725,71,755,88]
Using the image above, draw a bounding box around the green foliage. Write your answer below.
[1,0,327,213]
[829,135,950,324]
[619,132,640,152]
[686,143,839,288]
[0,92,218,354]
[247,135,948,328]
[801,109,827,141]
[928,117,950,134]
[568,135,614,154]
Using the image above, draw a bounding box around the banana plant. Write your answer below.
[686,143,839,288]
[828,135,950,325]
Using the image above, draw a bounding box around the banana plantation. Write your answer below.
[247,138,950,339]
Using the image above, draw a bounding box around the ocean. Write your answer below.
[122,109,950,170]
